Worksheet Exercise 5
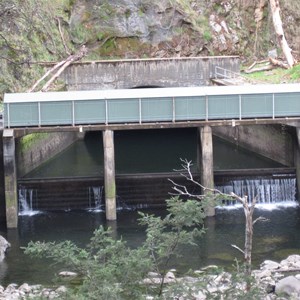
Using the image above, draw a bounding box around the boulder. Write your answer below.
[260,260,281,270]
[275,275,300,297]
[280,255,300,268]
[0,236,10,262]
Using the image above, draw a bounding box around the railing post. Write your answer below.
[172,97,175,122]
[72,101,75,126]
[239,95,242,120]
[272,93,275,119]
[7,104,10,128]
[38,102,41,127]
[105,100,108,125]
[205,95,209,121]
[139,98,142,124]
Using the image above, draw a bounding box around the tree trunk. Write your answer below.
[243,199,253,277]
[269,0,295,68]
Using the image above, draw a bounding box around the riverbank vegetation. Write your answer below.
[23,194,277,299]
[243,63,300,84]
[24,197,207,299]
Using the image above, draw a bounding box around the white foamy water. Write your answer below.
[217,200,299,211]
[215,177,297,211]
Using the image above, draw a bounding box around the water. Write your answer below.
[1,204,300,286]
[24,129,284,179]
[18,187,39,216]
[88,186,104,211]
[216,178,297,206]
[5,129,296,286]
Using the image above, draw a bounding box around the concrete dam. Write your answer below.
[1,56,300,228]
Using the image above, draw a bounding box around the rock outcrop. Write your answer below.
[0,235,10,262]
[69,0,300,60]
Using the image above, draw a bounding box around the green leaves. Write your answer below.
[24,197,206,298]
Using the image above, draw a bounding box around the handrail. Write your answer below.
[214,66,265,84]
[3,84,300,128]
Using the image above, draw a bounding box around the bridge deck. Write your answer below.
[4,83,300,132]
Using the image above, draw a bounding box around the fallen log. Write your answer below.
[244,63,274,74]
[28,45,87,92]
[268,56,289,69]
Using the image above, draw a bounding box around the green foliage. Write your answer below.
[0,0,75,98]
[19,133,49,152]
[24,227,152,299]
[24,197,206,299]
[203,30,212,42]
[139,197,206,295]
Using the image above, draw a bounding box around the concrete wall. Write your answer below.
[16,132,80,178]
[213,125,294,167]
[62,56,240,90]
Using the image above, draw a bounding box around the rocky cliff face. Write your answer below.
[69,0,300,60]
[1,0,300,97]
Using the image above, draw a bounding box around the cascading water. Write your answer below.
[18,187,38,215]
[215,177,297,208]
[88,186,104,211]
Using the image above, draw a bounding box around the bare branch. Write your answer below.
[253,216,269,225]
[231,244,245,255]
[171,158,230,199]
[55,17,70,56]
[168,178,203,200]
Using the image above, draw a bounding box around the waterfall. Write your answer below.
[215,178,297,207]
[88,186,104,211]
[18,187,38,215]
[88,187,133,211]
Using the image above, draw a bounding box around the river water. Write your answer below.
[0,128,299,286]
[1,204,300,286]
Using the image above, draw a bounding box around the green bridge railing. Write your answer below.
[3,84,300,128]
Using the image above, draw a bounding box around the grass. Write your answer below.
[242,63,300,84]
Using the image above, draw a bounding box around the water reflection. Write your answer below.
[0,205,300,286]
[24,129,283,179]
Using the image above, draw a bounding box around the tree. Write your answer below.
[169,159,267,279]
[0,0,74,99]
[24,197,206,299]
[269,0,295,68]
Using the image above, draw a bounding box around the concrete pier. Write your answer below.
[295,128,300,195]
[199,126,215,216]
[3,130,18,228]
[103,130,117,220]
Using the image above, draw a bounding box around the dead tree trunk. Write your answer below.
[231,194,267,278]
[269,0,295,68]
[27,45,87,93]
[41,45,87,92]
